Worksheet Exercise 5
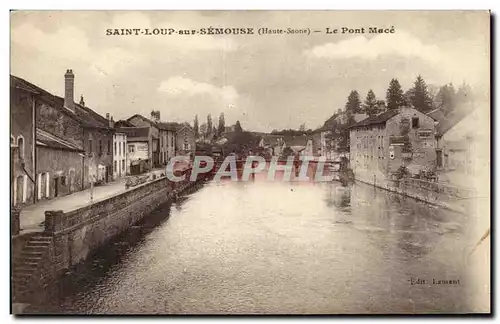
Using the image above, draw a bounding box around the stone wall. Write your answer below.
[354,171,477,214]
[11,87,36,207]
[37,146,85,198]
[44,175,177,273]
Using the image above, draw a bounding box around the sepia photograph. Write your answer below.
[9,10,490,315]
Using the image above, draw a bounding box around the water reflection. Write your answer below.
[25,176,472,314]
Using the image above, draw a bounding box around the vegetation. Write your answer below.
[362,89,378,117]
[234,120,243,133]
[386,78,406,110]
[193,115,199,138]
[407,75,433,113]
[217,113,225,137]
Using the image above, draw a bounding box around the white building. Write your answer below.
[113,132,127,179]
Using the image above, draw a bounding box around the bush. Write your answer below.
[395,165,411,180]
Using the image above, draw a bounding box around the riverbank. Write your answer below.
[353,171,478,215]
[12,168,205,311]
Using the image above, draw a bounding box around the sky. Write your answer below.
[10,11,490,132]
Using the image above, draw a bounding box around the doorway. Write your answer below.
[53,177,59,197]
[16,175,24,206]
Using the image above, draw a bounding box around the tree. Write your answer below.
[212,125,217,140]
[206,114,213,138]
[193,115,199,138]
[409,75,434,113]
[279,146,294,160]
[375,100,386,114]
[435,83,457,116]
[199,123,207,140]
[150,110,160,122]
[345,90,362,114]
[363,89,378,117]
[217,113,226,137]
[235,120,243,133]
[386,78,406,110]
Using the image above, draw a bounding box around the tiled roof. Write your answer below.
[156,122,180,131]
[434,110,471,137]
[260,134,285,147]
[127,114,157,127]
[115,120,136,127]
[11,75,111,130]
[36,128,83,151]
[283,135,309,147]
[115,127,150,138]
[349,109,400,128]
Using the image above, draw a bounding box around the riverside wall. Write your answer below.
[43,170,200,274]
[353,170,477,214]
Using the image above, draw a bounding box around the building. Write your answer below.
[11,71,114,203]
[113,132,127,179]
[127,114,160,168]
[116,127,151,175]
[10,76,37,207]
[321,111,369,157]
[282,135,313,157]
[429,105,489,189]
[176,124,196,156]
[156,122,178,164]
[258,135,285,157]
[349,107,437,182]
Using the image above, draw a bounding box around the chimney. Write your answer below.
[109,116,115,128]
[64,69,75,112]
[106,113,110,120]
[79,94,85,107]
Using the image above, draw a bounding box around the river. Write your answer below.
[25,172,482,314]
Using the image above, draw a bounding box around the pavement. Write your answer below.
[19,168,168,235]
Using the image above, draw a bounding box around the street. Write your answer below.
[19,168,167,234]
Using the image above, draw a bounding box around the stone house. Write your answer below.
[429,106,489,189]
[176,124,196,156]
[258,135,285,157]
[349,107,437,182]
[156,122,178,164]
[282,135,313,157]
[113,132,127,179]
[127,114,160,168]
[116,126,151,175]
[322,112,369,156]
[11,71,114,203]
[10,76,37,207]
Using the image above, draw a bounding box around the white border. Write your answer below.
[2,1,497,323]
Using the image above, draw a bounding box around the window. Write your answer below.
[114,142,117,155]
[108,140,111,153]
[119,142,121,156]
[114,161,117,172]
[99,140,102,154]
[17,136,24,159]
[184,143,190,150]
[128,145,135,153]
[418,130,432,139]
[89,139,93,153]
[412,117,420,128]
[122,159,125,171]
[122,142,125,155]
[61,176,66,186]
